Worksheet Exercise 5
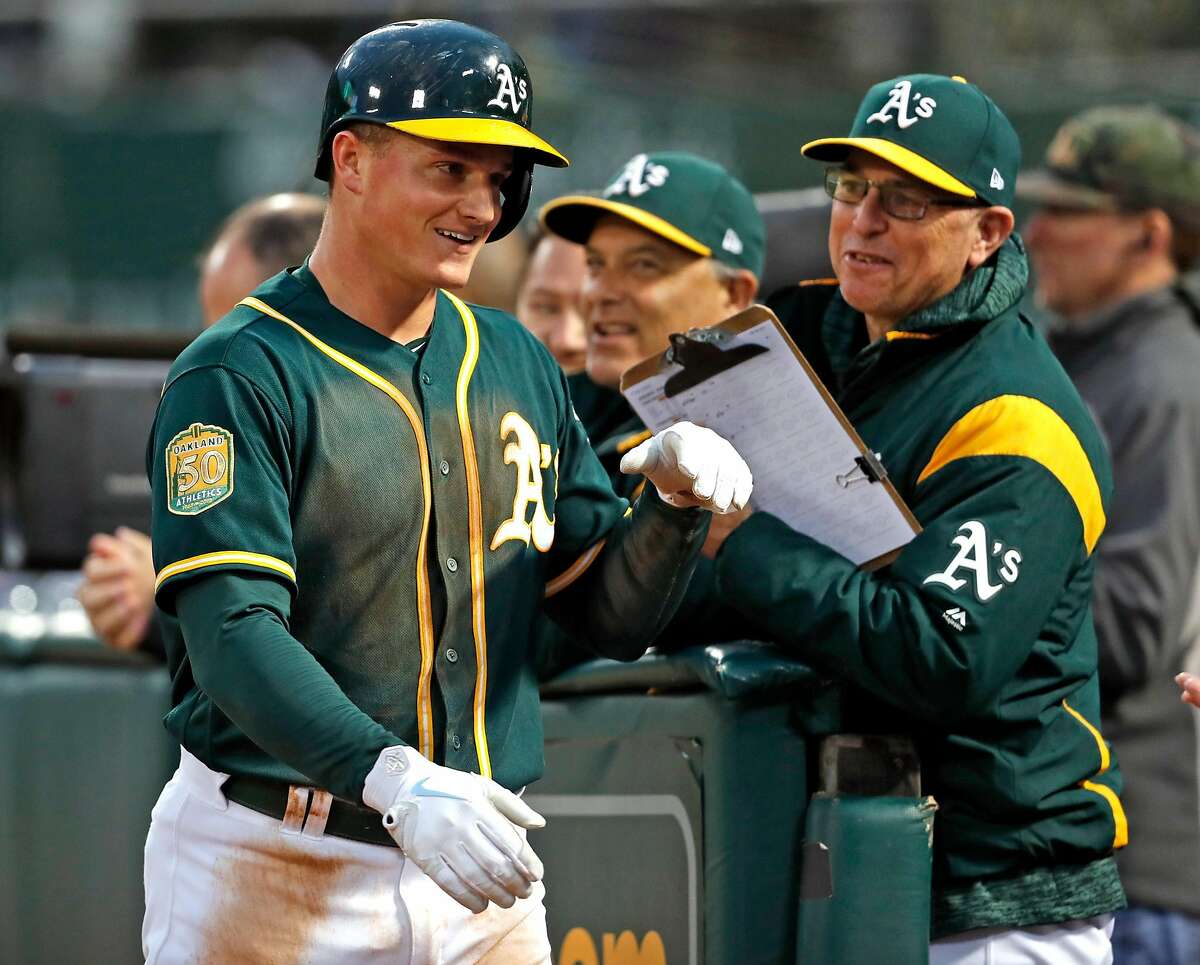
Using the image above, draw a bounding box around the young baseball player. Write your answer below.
[140,19,752,964]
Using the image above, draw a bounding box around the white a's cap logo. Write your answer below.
[487,63,527,115]
[605,154,669,199]
[866,81,937,130]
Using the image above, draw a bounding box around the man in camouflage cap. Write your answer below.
[1021,105,1200,965]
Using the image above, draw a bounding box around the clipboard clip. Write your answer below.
[662,328,768,398]
[836,451,888,488]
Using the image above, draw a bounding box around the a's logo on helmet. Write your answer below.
[866,80,937,130]
[604,154,670,199]
[487,63,528,115]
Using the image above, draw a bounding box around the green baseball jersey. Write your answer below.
[150,264,630,798]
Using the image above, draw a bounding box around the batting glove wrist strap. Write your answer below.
[362,745,546,914]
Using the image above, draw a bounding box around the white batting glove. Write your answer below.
[362,745,545,914]
[620,421,753,515]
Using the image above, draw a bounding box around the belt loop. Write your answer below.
[302,790,333,839]
[281,786,311,835]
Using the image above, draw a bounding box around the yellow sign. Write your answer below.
[166,422,235,516]
[559,928,667,965]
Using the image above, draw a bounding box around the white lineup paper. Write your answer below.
[622,317,918,566]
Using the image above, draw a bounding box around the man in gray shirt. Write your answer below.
[1022,105,1200,965]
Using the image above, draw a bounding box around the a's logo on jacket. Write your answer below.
[923,519,1021,603]
[491,411,556,552]
[866,80,938,130]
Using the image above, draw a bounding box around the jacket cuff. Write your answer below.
[714,511,831,607]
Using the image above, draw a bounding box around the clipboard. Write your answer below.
[620,305,921,570]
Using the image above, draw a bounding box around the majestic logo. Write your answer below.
[491,411,556,552]
[923,520,1022,603]
[941,607,968,632]
[605,154,670,199]
[866,81,938,130]
[487,63,528,114]
[165,422,234,516]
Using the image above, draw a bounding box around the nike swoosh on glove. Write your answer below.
[363,745,545,913]
[620,421,753,514]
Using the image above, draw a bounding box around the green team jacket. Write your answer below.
[714,237,1127,937]
[148,265,705,803]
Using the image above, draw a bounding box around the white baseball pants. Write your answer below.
[929,914,1114,964]
[142,747,551,964]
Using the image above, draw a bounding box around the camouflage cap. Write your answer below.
[1017,105,1200,229]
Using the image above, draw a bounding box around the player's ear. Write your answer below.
[723,268,759,312]
[329,130,369,196]
[966,206,1015,270]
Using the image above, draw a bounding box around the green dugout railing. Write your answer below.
[0,583,934,964]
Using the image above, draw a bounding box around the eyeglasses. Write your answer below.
[824,168,984,221]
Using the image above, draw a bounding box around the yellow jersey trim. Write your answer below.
[1064,700,1129,849]
[155,551,296,592]
[544,506,632,598]
[444,290,494,779]
[539,195,711,258]
[545,540,606,598]
[237,296,439,762]
[916,395,1106,554]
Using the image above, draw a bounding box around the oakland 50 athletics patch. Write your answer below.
[166,423,234,516]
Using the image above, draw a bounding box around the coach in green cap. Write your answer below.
[533,153,764,660]
[705,75,1128,961]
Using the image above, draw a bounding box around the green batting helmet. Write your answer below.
[315,19,569,242]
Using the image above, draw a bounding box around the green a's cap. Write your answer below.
[538,152,766,279]
[802,74,1020,208]
[1016,106,1200,229]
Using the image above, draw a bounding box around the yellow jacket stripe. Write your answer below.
[916,394,1106,554]
[444,291,494,779]
[1064,700,1129,848]
[238,296,439,761]
[155,550,296,591]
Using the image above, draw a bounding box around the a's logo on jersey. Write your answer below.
[166,423,234,516]
[604,154,670,199]
[491,411,556,552]
[487,63,528,115]
[866,80,938,130]
[923,519,1021,603]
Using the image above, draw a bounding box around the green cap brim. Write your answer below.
[538,195,712,256]
[1014,169,1119,211]
[388,117,569,168]
[801,136,977,198]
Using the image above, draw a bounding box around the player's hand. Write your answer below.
[620,421,752,515]
[1176,672,1200,710]
[701,504,754,559]
[77,527,156,651]
[362,745,545,914]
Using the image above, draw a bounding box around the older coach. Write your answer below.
[705,74,1128,962]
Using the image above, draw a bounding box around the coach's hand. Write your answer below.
[621,421,752,514]
[363,745,545,914]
